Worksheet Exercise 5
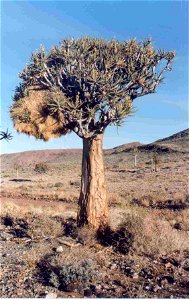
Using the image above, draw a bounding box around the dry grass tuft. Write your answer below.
[120,210,189,256]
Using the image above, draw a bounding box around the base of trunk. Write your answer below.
[77,134,109,229]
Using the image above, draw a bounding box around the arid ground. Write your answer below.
[0,129,189,298]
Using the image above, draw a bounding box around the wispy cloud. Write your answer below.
[162,99,188,114]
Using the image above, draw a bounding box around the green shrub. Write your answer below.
[49,259,96,291]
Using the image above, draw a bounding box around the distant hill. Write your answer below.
[1,149,82,169]
[1,129,188,169]
[107,129,189,154]
[155,128,189,143]
[105,142,143,155]
[140,128,189,153]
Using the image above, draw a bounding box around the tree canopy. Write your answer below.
[11,37,175,141]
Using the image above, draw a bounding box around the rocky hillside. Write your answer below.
[140,128,189,153]
[105,142,143,155]
[110,129,189,154]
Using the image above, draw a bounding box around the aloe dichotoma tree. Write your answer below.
[10,37,175,229]
[0,129,12,141]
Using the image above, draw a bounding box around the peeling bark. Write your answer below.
[77,134,109,229]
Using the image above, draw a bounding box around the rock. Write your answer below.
[56,246,63,253]
[95,284,102,290]
[0,232,12,241]
[132,273,139,279]
[45,292,57,298]
[165,262,173,270]
[153,285,161,292]
[110,264,117,270]
[139,268,153,279]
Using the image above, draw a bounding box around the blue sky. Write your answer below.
[1,0,188,153]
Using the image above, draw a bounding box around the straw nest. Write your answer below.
[10,88,69,141]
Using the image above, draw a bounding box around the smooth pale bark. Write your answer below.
[134,155,137,167]
[77,134,109,229]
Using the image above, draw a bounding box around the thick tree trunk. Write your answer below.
[77,134,109,229]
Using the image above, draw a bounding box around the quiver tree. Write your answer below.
[10,37,175,229]
[0,129,12,141]
[13,163,21,180]
[133,146,139,168]
[152,152,161,172]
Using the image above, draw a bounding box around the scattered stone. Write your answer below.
[132,273,139,279]
[0,232,13,241]
[56,246,63,253]
[145,285,150,290]
[165,262,173,270]
[110,264,117,270]
[153,285,161,292]
[45,292,57,298]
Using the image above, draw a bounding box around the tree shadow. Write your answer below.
[97,225,134,255]
[9,179,32,182]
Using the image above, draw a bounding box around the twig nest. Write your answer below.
[11,88,68,141]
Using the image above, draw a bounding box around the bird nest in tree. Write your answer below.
[10,87,68,141]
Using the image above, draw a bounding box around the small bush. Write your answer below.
[38,255,96,292]
[54,182,64,188]
[2,215,14,226]
[77,226,96,246]
[51,259,96,291]
[69,180,80,188]
[34,163,48,174]
[63,218,78,239]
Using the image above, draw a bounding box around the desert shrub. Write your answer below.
[4,216,31,238]
[134,214,189,256]
[34,163,48,174]
[54,182,64,188]
[116,258,135,277]
[49,259,96,291]
[2,215,14,226]
[108,193,122,206]
[69,180,80,188]
[29,215,63,238]
[77,226,96,246]
[47,183,54,188]
[131,195,188,210]
[63,218,78,239]
[38,253,97,292]
[19,185,30,191]
[22,243,51,270]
